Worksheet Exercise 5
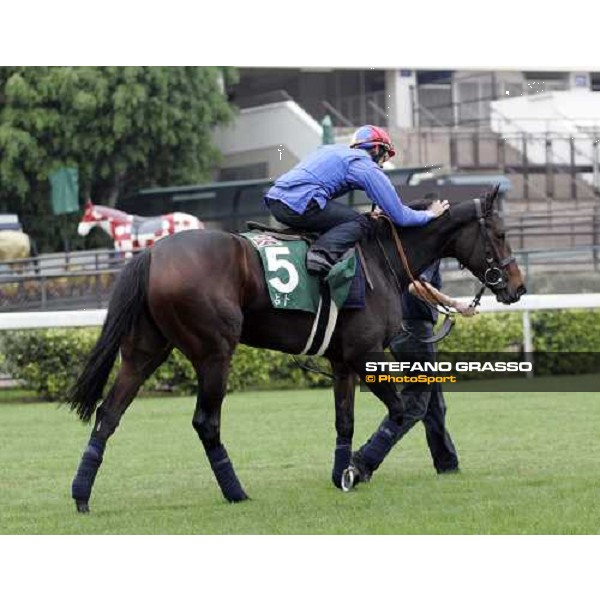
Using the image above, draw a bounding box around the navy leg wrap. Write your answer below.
[359,419,402,473]
[207,445,248,502]
[71,438,105,502]
[332,437,352,488]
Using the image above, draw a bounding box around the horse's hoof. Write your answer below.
[331,473,344,489]
[350,452,373,484]
[341,467,358,492]
[75,500,90,513]
[227,492,250,503]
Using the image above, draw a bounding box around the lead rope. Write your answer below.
[471,283,487,309]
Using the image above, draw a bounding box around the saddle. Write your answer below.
[246,221,317,244]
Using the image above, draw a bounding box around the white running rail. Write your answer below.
[1,295,600,355]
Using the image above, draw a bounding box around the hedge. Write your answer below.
[438,312,523,353]
[1,309,599,401]
[531,309,600,375]
[0,328,329,402]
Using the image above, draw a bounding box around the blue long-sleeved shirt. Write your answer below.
[265,144,433,227]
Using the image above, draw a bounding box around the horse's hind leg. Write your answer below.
[192,352,248,503]
[71,311,171,513]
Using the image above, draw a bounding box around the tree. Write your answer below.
[0,67,237,251]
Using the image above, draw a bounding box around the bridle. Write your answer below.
[465,196,516,307]
[374,195,516,343]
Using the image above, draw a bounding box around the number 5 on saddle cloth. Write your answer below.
[240,231,365,356]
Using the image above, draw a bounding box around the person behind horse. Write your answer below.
[264,125,449,276]
[352,259,477,480]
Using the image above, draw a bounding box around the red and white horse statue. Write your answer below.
[77,200,204,252]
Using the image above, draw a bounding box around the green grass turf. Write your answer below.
[1,379,599,534]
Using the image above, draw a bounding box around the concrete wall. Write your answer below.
[218,146,298,180]
[213,100,323,179]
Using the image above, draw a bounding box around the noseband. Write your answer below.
[472,197,516,292]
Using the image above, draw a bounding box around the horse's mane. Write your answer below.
[406,194,490,222]
[406,188,497,213]
[370,194,483,245]
[406,199,432,211]
[406,191,466,211]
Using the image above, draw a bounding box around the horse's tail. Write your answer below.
[68,250,152,422]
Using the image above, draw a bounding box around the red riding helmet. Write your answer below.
[350,125,396,158]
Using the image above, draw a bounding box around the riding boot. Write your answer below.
[307,215,369,276]
[306,248,335,277]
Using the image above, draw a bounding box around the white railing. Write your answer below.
[0,309,106,330]
[455,293,600,312]
[454,293,600,355]
[2,294,600,355]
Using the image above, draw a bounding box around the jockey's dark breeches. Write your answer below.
[267,199,371,261]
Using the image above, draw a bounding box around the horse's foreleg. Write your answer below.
[71,316,170,513]
[330,361,357,489]
[346,360,405,487]
[192,356,248,503]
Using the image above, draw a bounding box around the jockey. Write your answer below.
[265,125,449,276]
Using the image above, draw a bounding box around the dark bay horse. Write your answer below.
[68,186,525,512]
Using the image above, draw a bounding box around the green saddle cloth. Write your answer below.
[241,232,356,313]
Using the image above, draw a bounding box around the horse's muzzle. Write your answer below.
[495,284,526,305]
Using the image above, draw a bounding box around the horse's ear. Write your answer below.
[485,183,501,214]
[492,183,501,202]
